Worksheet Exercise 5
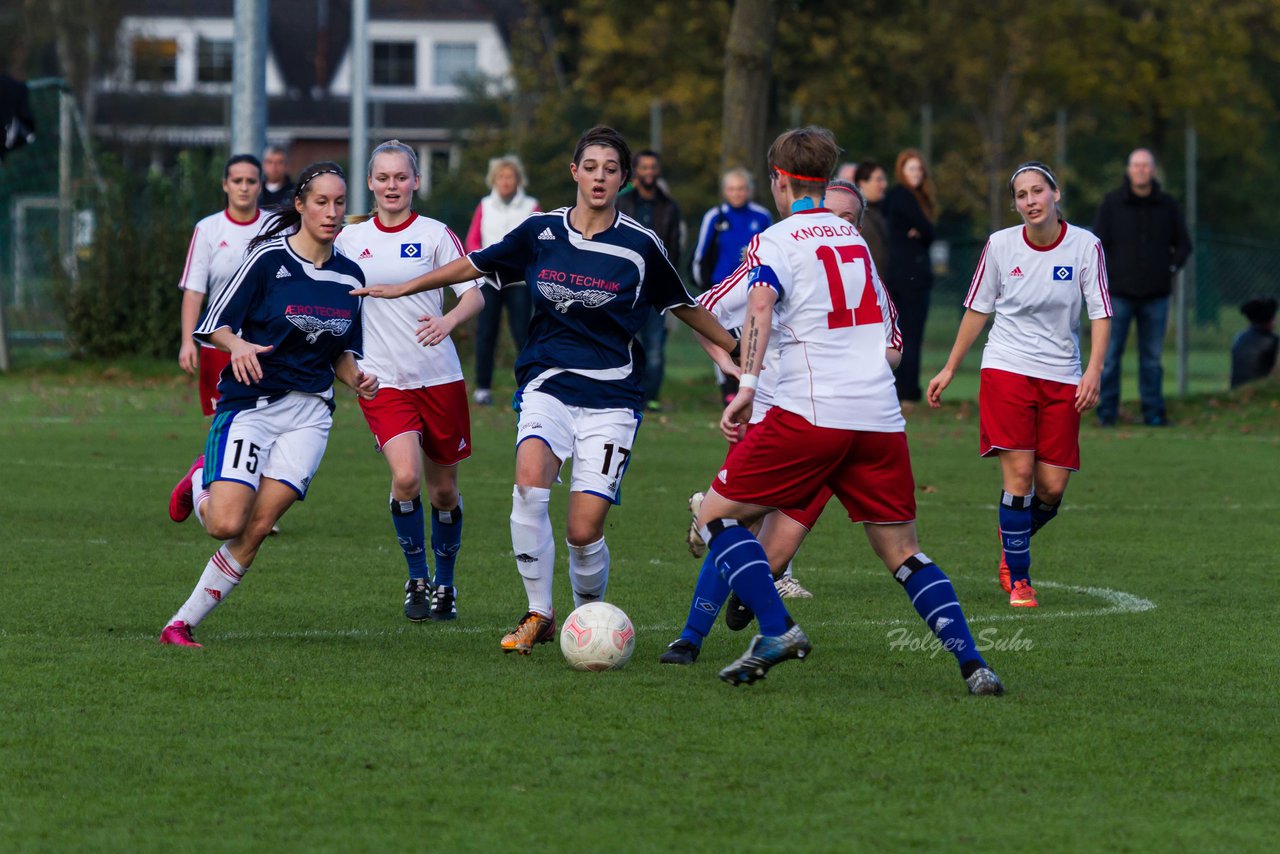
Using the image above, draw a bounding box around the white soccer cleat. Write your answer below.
[686,492,707,558]
[774,575,813,599]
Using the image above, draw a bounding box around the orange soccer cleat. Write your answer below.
[1009,579,1038,608]
[500,610,556,655]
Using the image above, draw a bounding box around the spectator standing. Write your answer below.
[465,155,540,406]
[884,149,937,402]
[616,150,682,411]
[853,160,889,276]
[1092,148,1193,426]
[259,144,295,208]
[693,168,773,403]
[1231,297,1278,388]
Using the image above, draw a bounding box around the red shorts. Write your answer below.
[979,368,1081,470]
[721,422,831,530]
[359,381,472,465]
[199,347,231,417]
[714,408,915,525]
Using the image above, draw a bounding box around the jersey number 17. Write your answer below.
[816,244,882,330]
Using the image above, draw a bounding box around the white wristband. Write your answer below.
[738,373,759,390]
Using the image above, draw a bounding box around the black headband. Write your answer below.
[295,168,345,197]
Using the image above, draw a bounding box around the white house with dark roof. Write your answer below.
[93,0,519,192]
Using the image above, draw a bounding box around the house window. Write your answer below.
[433,42,477,87]
[372,41,416,87]
[133,37,179,84]
[197,38,234,84]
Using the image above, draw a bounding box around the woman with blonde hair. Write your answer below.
[465,154,540,405]
[884,148,937,402]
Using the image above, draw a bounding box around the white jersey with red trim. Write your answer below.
[745,208,904,431]
[335,213,481,390]
[179,209,264,347]
[964,222,1113,385]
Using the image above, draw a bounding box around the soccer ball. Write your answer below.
[560,602,636,671]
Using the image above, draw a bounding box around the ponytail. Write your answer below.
[250,161,346,250]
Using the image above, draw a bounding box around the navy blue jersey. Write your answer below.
[469,207,696,409]
[194,237,365,412]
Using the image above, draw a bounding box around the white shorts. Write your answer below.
[204,392,333,499]
[515,390,641,504]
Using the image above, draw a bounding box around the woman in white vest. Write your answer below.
[464,155,540,405]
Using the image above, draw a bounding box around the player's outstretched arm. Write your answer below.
[179,289,205,375]
[926,308,990,407]
[416,287,485,347]
[720,286,777,441]
[351,256,482,299]
[334,352,379,400]
[1075,316,1110,412]
[671,304,738,357]
[691,329,742,380]
[208,327,274,385]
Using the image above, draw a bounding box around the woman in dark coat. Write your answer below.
[884,148,936,401]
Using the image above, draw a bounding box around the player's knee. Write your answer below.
[425,482,458,511]
[1037,485,1065,506]
[203,506,247,541]
[565,519,604,547]
[389,469,421,501]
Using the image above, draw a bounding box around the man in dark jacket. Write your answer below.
[616,150,682,411]
[1092,148,1193,426]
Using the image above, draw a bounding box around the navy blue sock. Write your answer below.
[1031,497,1060,536]
[999,491,1033,584]
[679,555,730,646]
[705,521,790,636]
[390,495,429,581]
[894,553,985,674]
[431,502,462,588]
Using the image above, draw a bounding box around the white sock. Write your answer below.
[569,536,609,608]
[782,560,794,579]
[510,485,555,617]
[192,466,209,529]
[171,545,247,628]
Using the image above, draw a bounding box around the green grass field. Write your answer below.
[2,338,1278,851]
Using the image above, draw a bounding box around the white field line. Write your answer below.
[0,575,1152,644]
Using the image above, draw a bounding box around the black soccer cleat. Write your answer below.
[659,638,700,665]
[429,584,457,621]
[404,578,433,622]
[718,626,812,686]
[723,591,755,632]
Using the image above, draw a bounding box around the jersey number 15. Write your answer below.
[816,244,883,330]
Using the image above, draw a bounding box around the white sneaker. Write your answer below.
[774,575,813,599]
[686,492,706,558]
[473,388,493,406]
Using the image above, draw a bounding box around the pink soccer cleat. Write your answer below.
[159,621,203,647]
[168,455,204,523]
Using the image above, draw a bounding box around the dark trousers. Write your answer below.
[1098,295,1169,424]
[474,284,531,390]
[891,287,930,402]
[640,311,668,405]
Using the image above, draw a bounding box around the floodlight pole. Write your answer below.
[231,0,268,158]
[349,0,369,215]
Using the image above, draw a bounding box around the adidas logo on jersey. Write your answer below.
[1010,266,1024,277]
[218,240,230,249]
[537,228,556,241]
[358,248,372,259]
[276,266,289,279]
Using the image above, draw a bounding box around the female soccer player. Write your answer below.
[927,161,1112,608]
[335,141,484,622]
[175,154,263,423]
[884,149,937,402]
[160,162,378,647]
[465,155,540,406]
[354,126,739,655]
